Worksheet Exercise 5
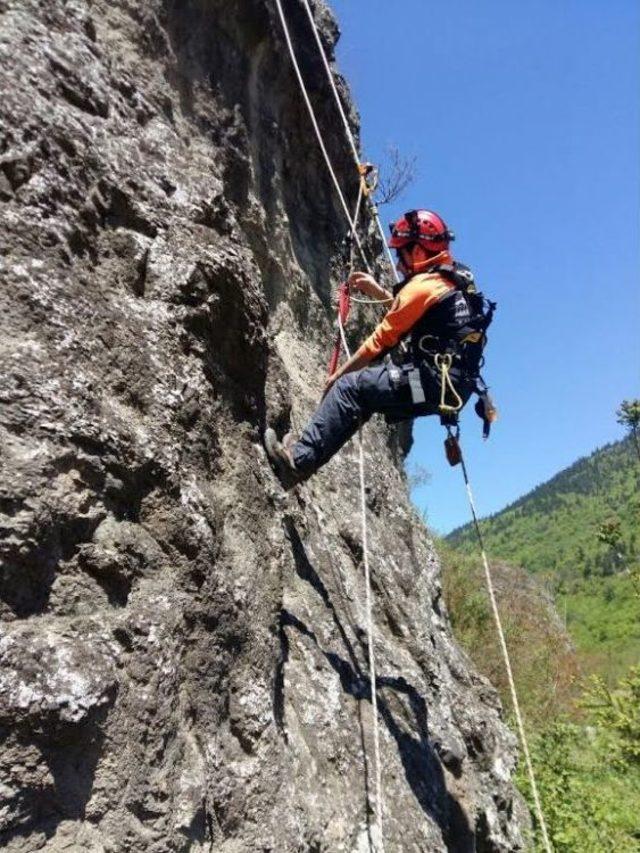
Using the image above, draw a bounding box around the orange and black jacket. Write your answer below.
[355,252,455,362]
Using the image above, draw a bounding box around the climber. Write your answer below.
[265,209,495,486]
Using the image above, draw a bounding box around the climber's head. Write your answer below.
[388,209,455,276]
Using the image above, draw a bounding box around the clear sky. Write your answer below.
[329,0,640,534]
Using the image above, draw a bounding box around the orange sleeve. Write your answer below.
[355,274,454,360]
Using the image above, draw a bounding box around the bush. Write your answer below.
[582,666,640,767]
[518,669,640,852]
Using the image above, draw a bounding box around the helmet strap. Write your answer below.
[398,246,451,275]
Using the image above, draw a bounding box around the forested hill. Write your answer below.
[441,436,640,849]
[447,437,639,581]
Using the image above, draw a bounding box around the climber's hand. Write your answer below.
[323,371,340,399]
[347,272,393,303]
[347,271,378,296]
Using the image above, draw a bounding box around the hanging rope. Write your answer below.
[274,0,371,271]
[297,4,554,846]
[276,4,551,852]
[457,444,553,853]
[299,0,400,285]
[274,2,385,849]
[337,309,384,852]
[435,353,464,415]
[339,175,384,849]
[338,187,384,848]
[336,143,386,853]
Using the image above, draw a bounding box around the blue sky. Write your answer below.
[329,0,640,534]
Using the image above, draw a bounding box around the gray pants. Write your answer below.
[292,363,443,475]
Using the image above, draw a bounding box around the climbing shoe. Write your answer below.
[264,428,307,488]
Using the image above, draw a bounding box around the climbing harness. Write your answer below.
[276,4,551,852]
[390,260,498,437]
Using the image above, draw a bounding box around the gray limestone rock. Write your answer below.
[0,0,530,849]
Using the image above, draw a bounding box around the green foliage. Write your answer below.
[518,712,640,852]
[438,542,579,727]
[581,667,640,767]
[631,566,640,601]
[446,437,640,680]
[437,424,640,848]
[617,399,640,430]
[517,722,601,852]
[597,516,622,549]
[617,399,640,462]
[563,573,640,678]
[440,545,640,850]
[448,437,639,577]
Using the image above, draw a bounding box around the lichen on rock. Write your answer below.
[0,0,529,849]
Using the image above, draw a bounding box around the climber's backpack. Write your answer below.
[413,261,495,375]
[390,262,498,436]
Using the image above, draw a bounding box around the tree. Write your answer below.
[582,666,640,767]
[616,399,640,463]
[375,146,417,205]
[597,517,622,550]
[630,564,640,601]
[598,516,625,573]
[406,461,431,490]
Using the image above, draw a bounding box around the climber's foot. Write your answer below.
[264,429,308,488]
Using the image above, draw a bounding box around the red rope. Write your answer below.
[328,281,351,375]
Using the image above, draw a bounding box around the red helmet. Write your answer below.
[388,209,455,254]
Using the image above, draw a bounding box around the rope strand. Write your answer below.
[273,12,386,835]
[299,0,400,285]
[338,311,384,851]
[458,447,553,853]
[340,177,385,853]
[274,0,371,272]
[277,5,550,852]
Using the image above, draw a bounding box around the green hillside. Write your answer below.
[448,437,639,578]
[439,435,640,850]
[447,437,640,680]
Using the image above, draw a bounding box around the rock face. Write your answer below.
[0,1,528,850]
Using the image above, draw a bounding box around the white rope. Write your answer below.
[340,167,385,853]
[351,294,393,306]
[274,0,372,272]
[338,313,384,852]
[300,0,359,165]
[458,451,553,853]
[299,0,400,285]
[275,6,386,845]
[351,176,366,253]
[297,3,553,847]
[297,2,552,844]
